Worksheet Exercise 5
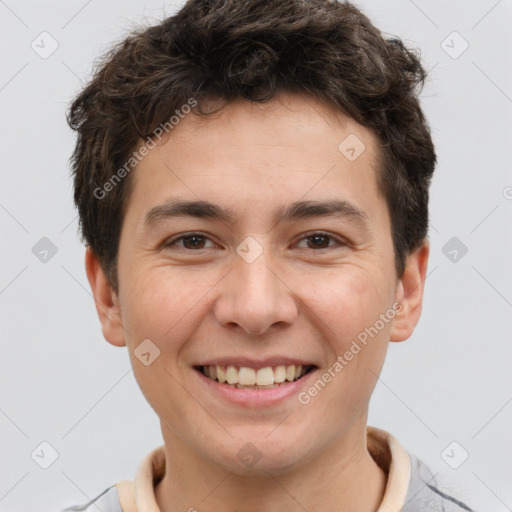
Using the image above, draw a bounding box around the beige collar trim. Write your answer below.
[367,426,412,512]
[116,426,411,512]
[115,444,165,512]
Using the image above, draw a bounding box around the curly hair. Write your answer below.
[67,0,436,294]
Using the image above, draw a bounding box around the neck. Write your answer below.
[154,422,387,512]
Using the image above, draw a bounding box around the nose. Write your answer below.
[213,242,299,335]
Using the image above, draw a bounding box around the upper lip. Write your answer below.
[194,357,318,369]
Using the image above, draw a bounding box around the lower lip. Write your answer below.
[194,368,318,407]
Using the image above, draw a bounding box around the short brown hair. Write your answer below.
[67,0,436,294]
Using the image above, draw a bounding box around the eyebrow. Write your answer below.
[144,198,370,230]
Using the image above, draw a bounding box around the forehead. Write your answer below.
[124,92,385,228]
[170,93,376,154]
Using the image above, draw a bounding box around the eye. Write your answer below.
[295,231,345,250]
[164,232,216,250]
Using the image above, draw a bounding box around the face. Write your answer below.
[87,92,428,476]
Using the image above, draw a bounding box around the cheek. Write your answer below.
[301,265,388,344]
[120,267,216,346]
[119,270,203,420]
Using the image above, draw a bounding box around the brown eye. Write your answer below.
[296,232,344,250]
[306,234,331,249]
[165,233,214,250]
[181,235,207,249]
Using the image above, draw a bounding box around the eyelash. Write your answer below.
[164,231,346,251]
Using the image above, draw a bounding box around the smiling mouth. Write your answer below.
[194,364,317,389]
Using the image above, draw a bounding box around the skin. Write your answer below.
[86,92,429,512]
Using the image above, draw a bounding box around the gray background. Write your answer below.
[1,1,511,511]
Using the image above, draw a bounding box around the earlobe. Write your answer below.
[389,240,430,343]
[84,247,126,347]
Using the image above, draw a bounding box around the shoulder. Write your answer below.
[57,485,123,512]
[402,453,478,512]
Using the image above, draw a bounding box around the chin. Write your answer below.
[209,434,312,477]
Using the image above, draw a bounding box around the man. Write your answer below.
[62,0,477,510]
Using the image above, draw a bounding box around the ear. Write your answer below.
[84,246,126,347]
[390,239,430,342]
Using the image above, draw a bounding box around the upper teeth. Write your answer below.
[202,364,308,386]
